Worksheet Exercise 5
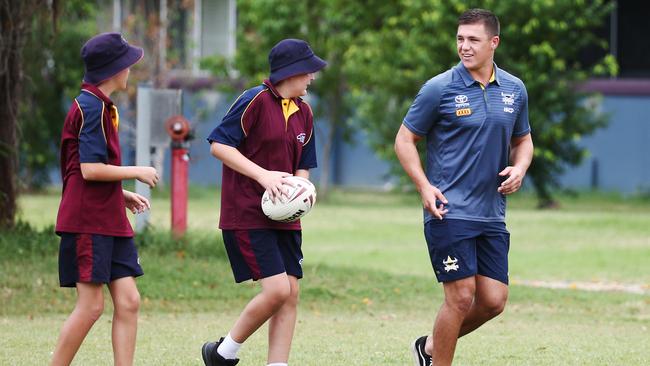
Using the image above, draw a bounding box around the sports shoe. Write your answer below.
[201,337,239,366]
[411,335,432,366]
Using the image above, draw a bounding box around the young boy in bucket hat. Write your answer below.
[202,39,327,366]
[51,32,159,366]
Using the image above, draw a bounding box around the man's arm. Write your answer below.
[497,133,534,195]
[394,124,448,219]
[80,163,158,188]
[210,142,292,200]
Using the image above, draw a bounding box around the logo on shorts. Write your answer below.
[297,133,306,143]
[299,258,304,267]
[443,256,459,272]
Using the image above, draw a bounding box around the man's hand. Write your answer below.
[136,167,159,188]
[420,184,449,220]
[498,166,525,195]
[123,190,150,214]
[258,170,294,203]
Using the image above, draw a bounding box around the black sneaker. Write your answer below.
[201,337,239,366]
[411,335,432,366]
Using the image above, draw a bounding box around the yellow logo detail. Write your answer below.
[456,108,472,116]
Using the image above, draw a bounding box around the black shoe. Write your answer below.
[411,335,432,366]
[201,337,239,366]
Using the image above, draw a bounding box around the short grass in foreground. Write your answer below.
[3,189,649,364]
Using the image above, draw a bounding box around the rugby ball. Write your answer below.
[261,176,317,222]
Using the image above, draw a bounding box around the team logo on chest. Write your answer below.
[296,132,306,143]
[454,94,472,117]
[502,92,515,113]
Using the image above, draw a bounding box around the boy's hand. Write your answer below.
[123,190,151,214]
[258,170,293,203]
[137,167,159,188]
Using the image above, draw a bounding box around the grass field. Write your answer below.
[2,188,649,365]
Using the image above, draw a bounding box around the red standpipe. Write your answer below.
[165,115,191,238]
[170,148,189,237]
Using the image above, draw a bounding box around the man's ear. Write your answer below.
[491,35,500,49]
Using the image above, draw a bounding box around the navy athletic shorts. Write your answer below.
[424,219,510,284]
[58,233,143,287]
[222,229,303,283]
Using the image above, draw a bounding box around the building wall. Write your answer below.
[157,91,650,194]
[558,95,650,193]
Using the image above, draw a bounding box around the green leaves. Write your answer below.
[229,0,614,203]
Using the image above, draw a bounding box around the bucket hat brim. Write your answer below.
[269,55,327,85]
[83,45,144,85]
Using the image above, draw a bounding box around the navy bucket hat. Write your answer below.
[81,33,144,85]
[268,39,327,84]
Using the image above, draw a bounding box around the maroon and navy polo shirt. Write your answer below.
[55,83,133,237]
[207,79,318,230]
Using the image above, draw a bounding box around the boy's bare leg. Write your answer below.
[108,277,141,366]
[267,275,299,364]
[50,283,104,366]
[229,273,291,342]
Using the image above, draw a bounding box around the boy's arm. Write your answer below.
[80,163,159,188]
[122,189,151,214]
[210,142,292,200]
[295,169,309,179]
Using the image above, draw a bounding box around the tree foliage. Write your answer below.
[344,0,616,205]
[224,0,615,205]
[0,0,53,228]
[18,0,97,188]
[230,0,389,196]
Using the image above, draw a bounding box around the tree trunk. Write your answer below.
[0,0,48,228]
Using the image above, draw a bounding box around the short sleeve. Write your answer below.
[77,99,108,163]
[402,78,443,136]
[513,82,531,137]
[207,88,264,147]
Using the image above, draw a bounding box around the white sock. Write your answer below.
[216,333,242,359]
[267,363,288,366]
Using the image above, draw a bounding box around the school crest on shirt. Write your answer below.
[296,132,306,143]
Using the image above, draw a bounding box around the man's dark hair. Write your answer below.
[458,8,500,36]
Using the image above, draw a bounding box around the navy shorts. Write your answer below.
[424,219,510,284]
[58,233,144,288]
[222,229,303,283]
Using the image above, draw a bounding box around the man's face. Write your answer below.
[456,23,499,71]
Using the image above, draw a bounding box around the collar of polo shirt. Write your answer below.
[457,62,501,88]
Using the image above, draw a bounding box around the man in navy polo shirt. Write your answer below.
[202,39,326,366]
[52,33,159,365]
[395,9,534,366]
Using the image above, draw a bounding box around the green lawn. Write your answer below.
[2,188,649,365]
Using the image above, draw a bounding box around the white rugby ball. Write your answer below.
[261,176,317,222]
